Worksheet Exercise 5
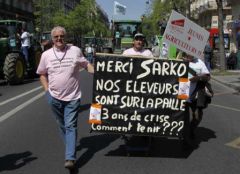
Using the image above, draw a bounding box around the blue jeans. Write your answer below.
[87,53,93,63]
[21,46,29,63]
[46,91,81,160]
[204,59,211,71]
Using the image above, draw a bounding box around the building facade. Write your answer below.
[0,0,34,21]
[191,0,231,28]
[225,0,240,20]
[0,0,82,21]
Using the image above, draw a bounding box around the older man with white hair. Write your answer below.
[37,26,94,169]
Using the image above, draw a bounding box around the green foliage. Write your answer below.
[34,0,110,37]
[142,0,188,37]
[33,0,61,32]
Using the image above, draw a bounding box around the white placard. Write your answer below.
[163,10,210,59]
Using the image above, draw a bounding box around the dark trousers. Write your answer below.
[184,101,203,140]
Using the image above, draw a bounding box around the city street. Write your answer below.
[0,71,240,174]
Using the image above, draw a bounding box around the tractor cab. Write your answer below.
[112,20,142,54]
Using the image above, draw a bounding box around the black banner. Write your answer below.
[90,55,189,138]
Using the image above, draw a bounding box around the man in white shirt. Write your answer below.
[182,53,210,140]
[21,28,31,68]
[85,44,95,63]
[122,33,153,151]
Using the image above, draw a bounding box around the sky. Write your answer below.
[95,0,150,21]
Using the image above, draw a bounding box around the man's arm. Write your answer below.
[39,74,48,91]
[190,74,210,82]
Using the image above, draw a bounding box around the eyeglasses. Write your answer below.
[53,35,65,39]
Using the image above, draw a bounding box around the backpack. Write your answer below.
[196,82,214,109]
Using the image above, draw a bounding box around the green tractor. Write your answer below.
[112,20,142,54]
[0,20,42,85]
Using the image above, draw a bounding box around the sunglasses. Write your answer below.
[135,37,144,41]
[53,35,65,39]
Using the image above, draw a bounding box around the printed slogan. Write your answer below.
[90,55,189,138]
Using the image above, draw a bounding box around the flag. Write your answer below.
[114,1,126,15]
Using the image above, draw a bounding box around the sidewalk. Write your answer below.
[211,70,240,91]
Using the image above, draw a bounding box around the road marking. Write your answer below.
[210,103,240,112]
[226,137,240,149]
[214,92,234,96]
[0,86,42,106]
[0,92,45,123]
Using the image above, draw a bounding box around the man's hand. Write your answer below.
[189,75,200,82]
[87,63,94,74]
[190,75,210,82]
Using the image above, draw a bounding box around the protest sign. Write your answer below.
[90,54,189,138]
[163,10,210,59]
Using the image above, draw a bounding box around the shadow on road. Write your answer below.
[68,127,216,173]
[0,151,37,172]
[194,126,216,144]
[0,80,7,86]
[105,126,216,158]
[74,134,119,170]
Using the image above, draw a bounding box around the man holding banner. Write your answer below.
[122,32,153,151]
[123,33,153,57]
[182,53,210,140]
[162,10,212,141]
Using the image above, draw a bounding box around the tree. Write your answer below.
[52,0,109,37]
[33,0,61,32]
[34,0,110,37]
[142,0,188,38]
[216,0,226,71]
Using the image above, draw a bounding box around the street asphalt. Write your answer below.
[211,70,240,91]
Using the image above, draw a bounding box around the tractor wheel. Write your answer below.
[3,53,25,85]
[34,50,41,69]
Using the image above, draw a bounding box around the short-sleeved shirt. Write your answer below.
[188,58,210,101]
[21,31,31,47]
[37,45,89,101]
[122,48,153,57]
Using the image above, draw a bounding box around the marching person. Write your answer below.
[123,33,153,57]
[182,53,211,141]
[85,44,95,63]
[122,32,153,151]
[204,40,212,71]
[36,26,94,170]
[227,49,238,70]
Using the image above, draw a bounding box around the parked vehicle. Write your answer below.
[0,20,42,84]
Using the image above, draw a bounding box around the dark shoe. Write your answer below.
[64,160,75,169]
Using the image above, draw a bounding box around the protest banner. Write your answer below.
[90,54,189,138]
[163,10,210,59]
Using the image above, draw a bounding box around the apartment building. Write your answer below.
[225,0,240,20]
[191,0,231,28]
[0,0,34,21]
[0,0,82,20]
